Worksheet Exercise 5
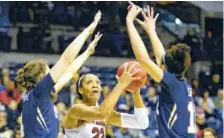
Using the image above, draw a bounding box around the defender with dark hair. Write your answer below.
[126,2,196,138]
[16,11,102,138]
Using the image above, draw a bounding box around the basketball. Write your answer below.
[116,61,148,91]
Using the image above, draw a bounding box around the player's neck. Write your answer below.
[82,99,96,106]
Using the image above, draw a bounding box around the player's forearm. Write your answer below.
[126,19,150,63]
[147,30,165,66]
[54,52,90,93]
[126,20,163,82]
[60,24,94,64]
[131,91,145,108]
[98,83,126,118]
[119,91,148,129]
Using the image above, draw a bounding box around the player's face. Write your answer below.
[203,131,216,138]
[80,74,102,104]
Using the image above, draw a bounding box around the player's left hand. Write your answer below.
[115,74,141,94]
[126,1,142,22]
[135,6,159,33]
[86,32,103,56]
[88,10,102,34]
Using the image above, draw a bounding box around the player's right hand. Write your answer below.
[116,63,141,88]
[88,10,102,34]
[135,6,159,34]
[85,32,102,56]
[126,1,142,22]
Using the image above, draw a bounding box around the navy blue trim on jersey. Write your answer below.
[22,73,59,138]
[156,71,196,138]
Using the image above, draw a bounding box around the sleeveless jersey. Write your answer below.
[65,120,106,138]
[156,71,196,138]
[22,74,59,138]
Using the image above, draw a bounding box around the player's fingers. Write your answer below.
[147,5,150,17]
[97,10,101,16]
[136,6,141,11]
[115,75,119,81]
[94,32,102,41]
[95,32,101,39]
[95,11,99,17]
[131,69,141,76]
[97,33,103,40]
[124,63,128,73]
[135,18,144,26]
[126,88,133,92]
[154,13,159,21]
[141,10,147,20]
[97,31,100,36]
[95,10,101,20]
[127,62,136,73]
[94,32,99,38]
[151,7,154,17]
[131,76,141,81]
[94,36,102,45]
[127,5,132,11]
[128,1,135,6]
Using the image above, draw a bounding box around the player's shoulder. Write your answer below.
[162,71,179,84]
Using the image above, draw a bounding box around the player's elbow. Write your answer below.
[141,117,149,129]
[137,116,149,129]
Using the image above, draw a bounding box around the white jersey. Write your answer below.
[65,120,106,138]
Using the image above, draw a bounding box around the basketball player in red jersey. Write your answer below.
[62,63,149,138]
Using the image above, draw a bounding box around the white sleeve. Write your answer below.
[120,107,149,129]
[21,113,24,138]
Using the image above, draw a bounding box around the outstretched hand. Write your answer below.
[135,6,159,33]
[126,1,142,22]
[86,32,103,56]
[88,10,102,34]
[94,10,101,24]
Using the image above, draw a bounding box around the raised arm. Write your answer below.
[50,11,101,82]
[65,63,141,122]
[126,2,163,83]
[106,89,149,129]
[135,6,165,67]
[53,32,102,94]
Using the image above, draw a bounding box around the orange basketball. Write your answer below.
[116,61,147,92]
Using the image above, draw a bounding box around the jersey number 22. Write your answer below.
[92,127,104,138]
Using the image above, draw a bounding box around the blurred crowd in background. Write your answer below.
[0,1,223,59]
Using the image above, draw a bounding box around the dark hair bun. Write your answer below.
[165,43,191,75]
[174,48,185,63]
